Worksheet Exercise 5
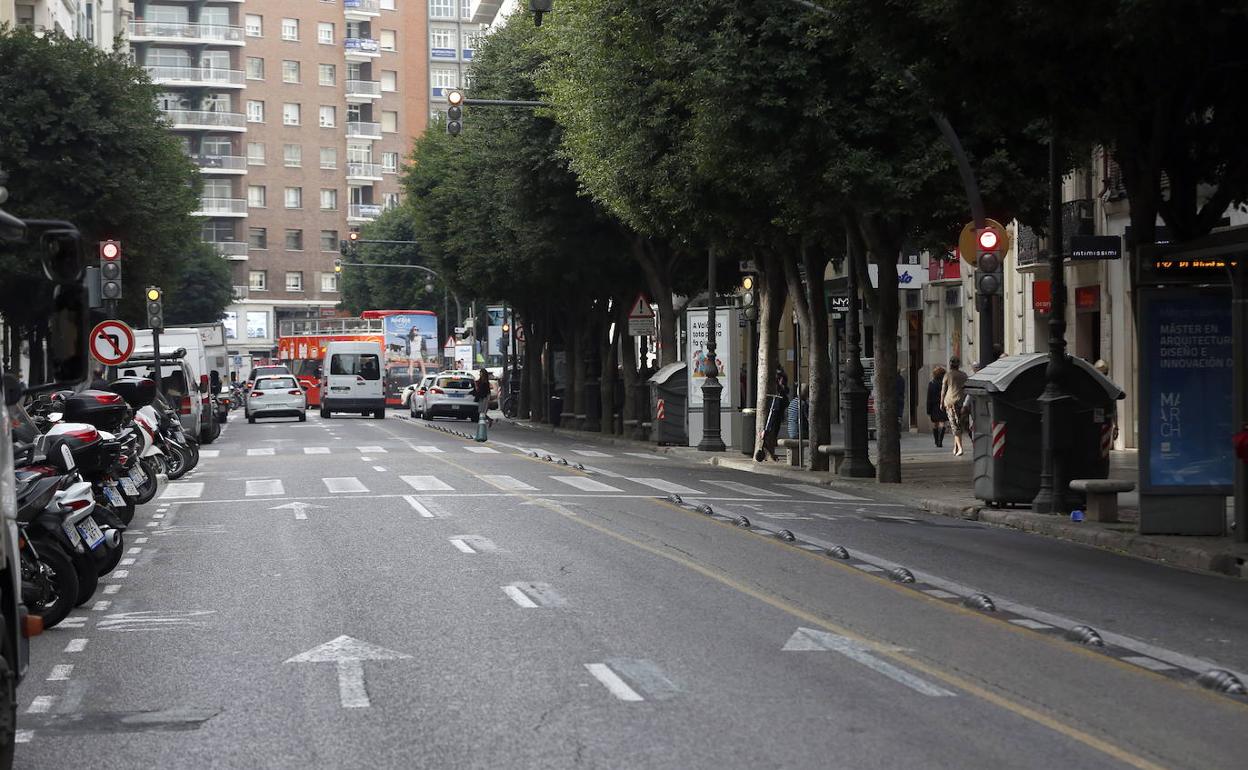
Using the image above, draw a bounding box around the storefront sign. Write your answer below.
[1069,235,1122,260]
[1075,285,1100,311]
[928,253,961,282]
[828,295,851,313]
[868,264,927,290]
[1032,280,1051,313]
[686,308,733,408]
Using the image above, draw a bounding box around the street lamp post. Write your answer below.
[698,247,726,452]
[840,241,876,478]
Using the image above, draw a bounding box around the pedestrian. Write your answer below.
[473,368,494,428]
[774,364,790,400]
[941,356,969,456]
[786,383,808,440]
[926,365,947,447]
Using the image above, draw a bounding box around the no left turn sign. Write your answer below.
[90,320,136,366]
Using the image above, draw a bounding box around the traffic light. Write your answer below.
[974,225,1006,297]
[145,286,164,331]
[334,258,342,274]
[99,240,122,301]
[446,90,464,136]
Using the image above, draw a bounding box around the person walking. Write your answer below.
[926,365,947,447]
[941,356,969,456]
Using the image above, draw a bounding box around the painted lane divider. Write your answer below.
[502,585,539,608]
[285,635,412,709]
[401,476,454,492]
[47,664,73,682]
[584,663,643,702]
[323,477,368,494]
[245,479,285,497]
[502,582,567,609]
[246,448,275,456]
[402,496,436,518]
[783,627,956,697]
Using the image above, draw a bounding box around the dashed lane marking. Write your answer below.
[120,558,136,566]
[65,639,88,653]
[103,585,120,595]
[413,446,444,453]
[401,475,453,491]
[480,475,537,491]
[323,477,368,494]
[160,482,204,500]
[246,448,275,456]
[584,663,644,702]
[357,446,387,453]
[304,447,330,454]
[550,476,623,493]
[630,478,705,495]
[48,665,73,681]
[199,449,220,458]
[245,479,285,497]
[571,450,611,458]
[623,452,669,461]
[26,696,55,714]
[502,585,539,608]
[700,479,785,497]
[464,446,500,454]
[1123,656,1178,672]
[402,496,435,517]
[449,538,476,554]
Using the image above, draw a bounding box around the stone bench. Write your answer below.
[816,444,847,474]
[1069,479,1136,523]
[779,438,808,466]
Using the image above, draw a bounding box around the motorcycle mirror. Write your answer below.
[60,443,76,471]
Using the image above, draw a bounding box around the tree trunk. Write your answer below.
[803,245,833,472]
[632,235,679,366]
[782,249,813,467]
[859,215,902,483]
[753,251,786,458]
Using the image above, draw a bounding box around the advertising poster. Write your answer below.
[687,308,733,408]
[1142,292,1234,491]
[382,313,439,365]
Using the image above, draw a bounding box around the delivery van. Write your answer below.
[320,340,386,419]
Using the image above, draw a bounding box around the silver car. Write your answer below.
[422,374,478,421]
[408,373,438,418]
[246,375,307,423]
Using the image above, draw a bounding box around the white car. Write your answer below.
[407,373,438,418]
[246,375,307,423]
[422,373,479,421]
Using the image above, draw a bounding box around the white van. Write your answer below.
[133,327,221,443]
[320,340,386,419]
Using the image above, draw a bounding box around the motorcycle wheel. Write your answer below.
[185,440,200,470]
[133,457,161,505]
[70,550,99,606]
[94,535,124,576]
[113,496,136,526]
[26,542,78,629]
[165,444,190,480]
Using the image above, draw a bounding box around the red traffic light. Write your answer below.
[99,240,121,260]
[977,229,999,251]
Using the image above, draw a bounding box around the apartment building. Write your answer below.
[428,0,484,123]
[2,0,130,47]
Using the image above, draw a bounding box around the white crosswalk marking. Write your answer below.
[357,446,387,453]
[413,446,444,453]
[401,476,453,491]
[550,476,622,492]
[304,447,330,454]
[246,447,275,456]
[502,585,539,608]
[776,483,868,501]
[402,496,435,517]
[584,663,644,701]
[571,450,611,458]
[199,449,220,458]
[464,446,499,454]
[245,479,285,497]
[700,479,785,497]
[480,475,537,491]
[323,477,368,494]
[449,538,476,554]
[160,482,204,500]
[630,478,705,495]
[624,452,669,461]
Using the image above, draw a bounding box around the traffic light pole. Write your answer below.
[150,329,162,399]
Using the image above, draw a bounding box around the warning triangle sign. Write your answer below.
[628,293,655,320]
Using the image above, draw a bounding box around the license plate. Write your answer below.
[61,521,83,549]
[331,386,349,392]
[119,478,140,497]
[129,466,147,485]
[103,484,125,508]
[77,518,106,550]
[452,404,463,409]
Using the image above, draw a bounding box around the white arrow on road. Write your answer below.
[782,627,955,697]
[270,501,328,520]
[285,635,412,708]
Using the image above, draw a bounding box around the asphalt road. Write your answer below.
[14,410,1248,769]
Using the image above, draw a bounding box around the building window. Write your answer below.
[247,142,266,166]
[246,100,264,123]
[382,0,396,9]
[381,70,397,92]
[321,230,339,251]
[382,152,399,173]
[319,105,336,128]
[429,0,454,19]
[320,147,337,169]
[320,188,338,211]
[247,185,266,208]
[282,60,300,84]
[380,30,396,51]
[319,63,336,86]
[285,230,303,251]
[381,110,398,133]
[430,27,454,52]
[283,103,300,126]
[321,273,339,293]
[281,18,298,41]
[461,0,472,18]
[245,57,264,80]
[248,270,267,291]
[431,67,457,89]
[283,144,302,167]
[248,227,267,250]
[246,311,269,339]
[284,187,302,209]
[383,192,400,209]
[317,22,334,45]
[286,272,304,292]
[245,14,262,37]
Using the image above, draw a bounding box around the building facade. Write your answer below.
[2,0,131,47]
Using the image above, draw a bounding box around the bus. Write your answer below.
[277,310,438,407]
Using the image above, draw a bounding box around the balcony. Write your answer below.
[129,21,244,45]
[191,154,247,174]
[345,79,382,103]
[161,109,246,131]
[344,37,381,61]
[144,65,245,88]
[348,203,383,222]
[207,241,249,260]
[346,121,382,140]
[344,0,382,20]
[194,197,247,217]
[346,162,383,181]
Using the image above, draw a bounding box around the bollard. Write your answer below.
[475,409,488,442]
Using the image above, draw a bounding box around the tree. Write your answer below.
[339,206,445,318]
[163,242,233,326]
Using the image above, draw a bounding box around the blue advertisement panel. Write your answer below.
[382,313,439,365]
[1140,290,1234,492]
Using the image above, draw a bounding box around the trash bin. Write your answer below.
[549,395,564,428]
[965,354,1124,506]
[740,408,756,456]
[649,362,688,445]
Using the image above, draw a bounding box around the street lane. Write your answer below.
[13,413,1248,769]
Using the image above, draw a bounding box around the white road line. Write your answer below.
[199,449,220,458]
[1009,619,1054,631]
[401,475,453,491]
[402,496,435,517]
[160,482,204,500]
[413,446,444,453]
[153,513,165,519]
[502,585,539,608]
[922,589,959,600]
[304,447,331,454]
[103,585,120,595]
[48,665,73,681]
[700,479,785,497]
[120,558,136,566]
[1123,655,1177,672]
[571,450,611,458]
[64,639,88,653]
[358,446,387,453]
[57,616,86,628]
[14,730,33,743]
[127,547,142,555]
[246,479,285,497]
[624,452,669,460]
[581,465,624,478]
[550,476,623,493]
[372,466,386,472]
[480,475,537,491]
[111,570,129,579]
[26,696,55,714]
[854,564,885,573]
[145,521,159,527]
[464,446,500,454]
[246,447,275,456]
[135,537,148,544]
[630,478,705,495]
[360,457,373,462]
[783,628,955,697]
[323,477,368,494]
[584,663,644,702]
[776,483,868,501]
[337,660,371,709]
[449,538,476,554]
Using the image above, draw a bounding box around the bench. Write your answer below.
[1069,479,1136,523]
[779,438,808,466]
[816,444,847,474]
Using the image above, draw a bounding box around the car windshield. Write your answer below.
[256,377,298,391]
[330,353,381,379]
[437,377,474,390]
[252,366,289,380]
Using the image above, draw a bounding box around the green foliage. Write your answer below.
[338,206,445,315]
[0,27,203,327]
[163,242,233,326]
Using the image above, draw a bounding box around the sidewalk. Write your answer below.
[510,418,1248,578]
